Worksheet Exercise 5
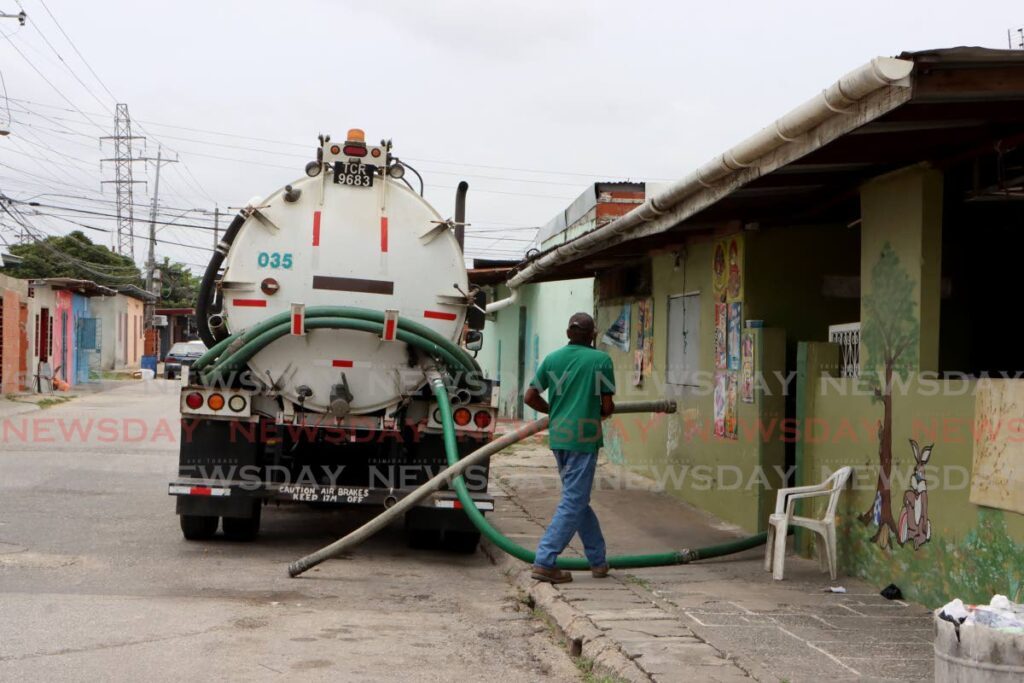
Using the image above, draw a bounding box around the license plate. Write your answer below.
[334,162,374,188]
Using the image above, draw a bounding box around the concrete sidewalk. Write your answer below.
[485,442,935,682]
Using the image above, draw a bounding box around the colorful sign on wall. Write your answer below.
[741,330,755,403]
[714,303,727,370]
[602,304,630,353]
[726,235,744,302]
[727,302,742,371]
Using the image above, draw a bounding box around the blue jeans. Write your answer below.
[535,450,607,569]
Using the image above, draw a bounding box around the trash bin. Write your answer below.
[934,609,1024,682]
[141,355,158,374]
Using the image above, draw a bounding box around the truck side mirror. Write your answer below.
[465,329,483,352]
[466,289,486,330]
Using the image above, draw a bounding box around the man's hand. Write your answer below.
[600,394,615,418]
[524,386,550,414]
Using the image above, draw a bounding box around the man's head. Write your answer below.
[566,312,596,346]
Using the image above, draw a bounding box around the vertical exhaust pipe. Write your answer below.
[455,181,468,251]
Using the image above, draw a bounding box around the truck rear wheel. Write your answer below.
[180,514,219,540]
[222,502,261,542]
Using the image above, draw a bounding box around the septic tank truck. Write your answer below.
[168,130,496,552]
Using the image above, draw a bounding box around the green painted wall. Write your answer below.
[594,243,785,533]
[744,224,861,352]
[797,163,1023,607]
[802,372,1024,606]
[480,278,593,418]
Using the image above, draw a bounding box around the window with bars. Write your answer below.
[828,322,861,378]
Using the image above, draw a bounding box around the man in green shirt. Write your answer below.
[524,312,615,583]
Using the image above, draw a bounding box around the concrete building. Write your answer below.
[0,272,31,394]
[154,307,197,359]
[502,48,1024,607]
[92,286,153,371]
[28,278,115,389]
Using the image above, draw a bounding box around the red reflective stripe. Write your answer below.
[292,313,302,335]
[380,216,388,252]
[384,318,396,340]
[233,299,267,307]
[312,211,321,246]
[332,360,353,368]
[423,310,457,321]
[190,486,212,496]
[453,500,463,509]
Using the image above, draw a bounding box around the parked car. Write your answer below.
[164,340,206,379]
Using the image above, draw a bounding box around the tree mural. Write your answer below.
[858,242,919,548]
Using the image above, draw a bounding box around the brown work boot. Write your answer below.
[531,565,573,584]
[591,564,610,579]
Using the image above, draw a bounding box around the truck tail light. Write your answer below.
[228,395,247,412]
[207,393,225,411]
[453,408,472,427]
[473,410,492,429]
[185,392,204,410]
[343,145,367,157]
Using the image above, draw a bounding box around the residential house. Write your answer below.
[500,48,1024,607]
[0,272,31,394]
[92,285,153,370]
[155,307,198,359]
[28,278,115,388]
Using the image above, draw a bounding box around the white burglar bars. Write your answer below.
[828,322,861,378]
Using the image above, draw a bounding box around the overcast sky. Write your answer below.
[1,0,1022,272]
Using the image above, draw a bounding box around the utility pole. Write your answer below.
[213,205,220,250]
[144,145,178,327]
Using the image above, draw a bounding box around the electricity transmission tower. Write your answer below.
[100,104,146,259]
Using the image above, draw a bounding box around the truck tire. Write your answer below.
[180,514,218,540]
[222,502,261,542]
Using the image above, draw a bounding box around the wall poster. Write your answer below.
[602,304,630,353]
[714,303,728,370]
[741,330,755,403]
[727,302,742,371]
[713,372,728,438]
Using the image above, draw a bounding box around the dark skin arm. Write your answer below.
[525,386,615,419]
[601,393,615,418]
[524,386,549,414]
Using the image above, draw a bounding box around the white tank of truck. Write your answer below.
[214,130,469,414]
[172,130,493,546]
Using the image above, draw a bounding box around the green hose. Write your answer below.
[194,306,481,374]
[429,377,770,568]
[197,305,769,569]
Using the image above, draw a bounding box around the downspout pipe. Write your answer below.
[506,56,914,289]
[484,284,518,314]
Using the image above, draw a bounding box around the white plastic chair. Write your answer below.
[764,466,852,581]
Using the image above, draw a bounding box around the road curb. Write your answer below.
[480,540,652,683]
[0,399,44,420]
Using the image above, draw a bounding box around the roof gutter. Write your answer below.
[502,56,914,292]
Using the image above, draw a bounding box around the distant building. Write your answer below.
[91,285,154,371]
[0,272,31,394]
[28,278,115,388]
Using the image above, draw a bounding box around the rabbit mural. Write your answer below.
[898,439,933,550]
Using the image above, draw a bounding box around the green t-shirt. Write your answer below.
[530,343,616,453]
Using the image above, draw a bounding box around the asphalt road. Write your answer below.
[0,382,578,682]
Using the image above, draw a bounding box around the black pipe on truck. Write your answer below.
[196,211,246,348]
[454,181,468,251]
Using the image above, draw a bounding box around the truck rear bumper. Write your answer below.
[168,479,493,512]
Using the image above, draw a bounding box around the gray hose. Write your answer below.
[288,399,676,577]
